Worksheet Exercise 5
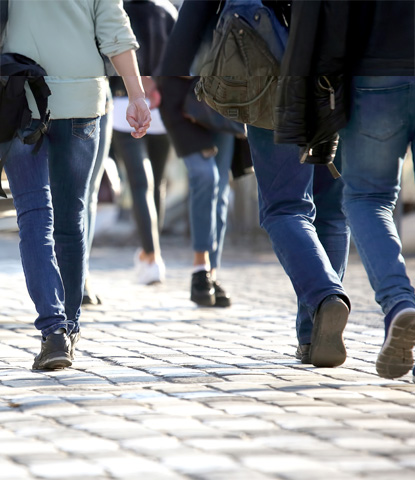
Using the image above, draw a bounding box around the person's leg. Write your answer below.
[48,117,100,331]
[247,125,350,367]
[341,75,415,379]
[83,106,113,304]
[146,133,170,230]
[296,147,350,353]
[184,151,219,261]
[2,120,86,370]
[112,131,158,255]
[209,133,234,307]
[209,133,234,272]
[183,150,220,306]
[111,130,165,284]
[3,123,67,337]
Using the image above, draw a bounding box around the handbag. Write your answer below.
[183,79,245,137]
[0,0,51,198]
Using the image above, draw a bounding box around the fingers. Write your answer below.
[126,98,152,138]
[131,121,151,138]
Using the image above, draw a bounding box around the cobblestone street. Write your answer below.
[1,231,415,480]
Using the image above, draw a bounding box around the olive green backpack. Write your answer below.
[194,0,288,130]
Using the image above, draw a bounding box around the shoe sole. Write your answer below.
[33,354,72,370]
[376,312,415,379]
[310,298,348,367]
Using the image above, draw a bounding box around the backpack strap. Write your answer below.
[18,76,51,153]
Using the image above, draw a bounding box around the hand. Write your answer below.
[126,97,152,138]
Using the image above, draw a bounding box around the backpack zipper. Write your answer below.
[318,76,335,110]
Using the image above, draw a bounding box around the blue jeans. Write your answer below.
[341,76,415,316]
[247,126,350,344]
[183,133,234,269]
[85,109,112,268]
[2,117,100,337]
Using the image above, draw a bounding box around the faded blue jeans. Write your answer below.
[183,133,234,269]
[247,126,350,344]
[341,76,415,316]
[2,117,100,337]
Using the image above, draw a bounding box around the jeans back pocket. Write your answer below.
[356,84,409,141]
[72,118,98,140]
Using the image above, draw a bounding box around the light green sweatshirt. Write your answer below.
[3,0,139,119]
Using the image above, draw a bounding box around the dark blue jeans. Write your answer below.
[2,117,100,336]
[341,76,415,317]
[247,126,350,344]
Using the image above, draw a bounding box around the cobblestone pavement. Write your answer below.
[1,232,415,480]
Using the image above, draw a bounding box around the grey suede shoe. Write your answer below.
[32,332,72,370]
[376,310,415,379]
[310,295,349,368]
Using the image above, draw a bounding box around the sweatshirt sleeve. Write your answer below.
[94,0,139,58]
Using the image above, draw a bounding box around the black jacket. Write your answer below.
[110,0,177,95]
[125,0,177,76]
[274,0,350,152]
[274,0,415,149]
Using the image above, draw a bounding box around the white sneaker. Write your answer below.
[136,258,165,285]
[134,249,145,274]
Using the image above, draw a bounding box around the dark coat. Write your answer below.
[157,0,221,157]
[274,0,415,151]
[274,0,350,154]
[110,0,177,95]
[157,0,254,176]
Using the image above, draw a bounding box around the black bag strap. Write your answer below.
[21,76,51,150]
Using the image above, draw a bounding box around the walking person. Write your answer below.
[159,0,351,363]
[0,0,151,370]
[336,2,415,379]
[274,0,415,378]
[110,0,177,285]
[158,75,234,307]
[83,86,113,305]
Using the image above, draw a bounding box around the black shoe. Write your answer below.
[191,270,215,306]
[82,290,102,306]
[213,281,231,308]
[32,332,72,370]
[295,344,311,364]
[310,295,349,368]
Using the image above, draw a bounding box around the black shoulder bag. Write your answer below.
[0,0,51,198]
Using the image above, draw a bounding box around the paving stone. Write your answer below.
[1,236,415,479]
[29,460,106,478]
[0,459,32,479]
[162,453,238,474]
[241,454,343,475]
